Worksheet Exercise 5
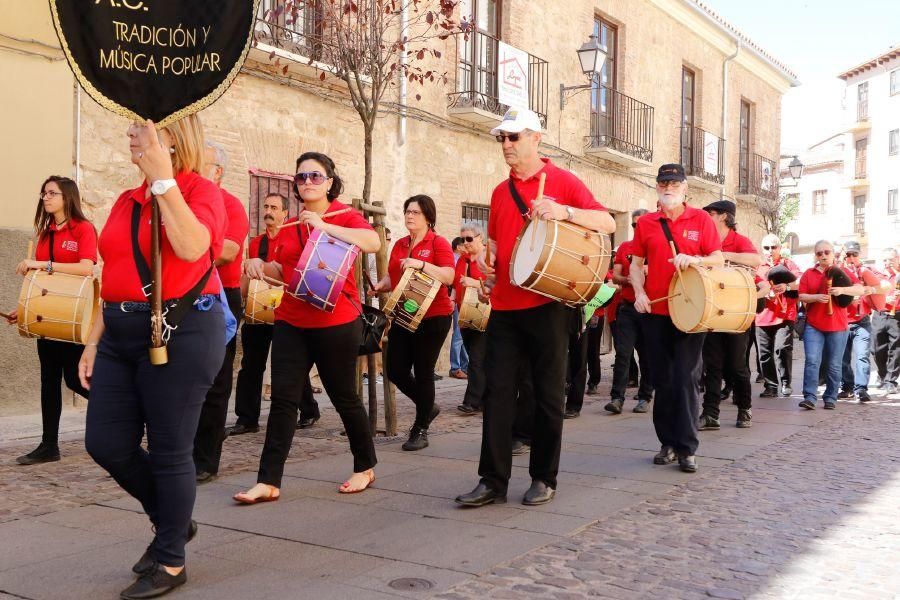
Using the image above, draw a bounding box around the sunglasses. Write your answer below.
[657,180,682,188]
[845,252,859,257]
[495,133,521,143]
[294,171,329,185]
[815,250,833,257]
[762,245,777,250]
[463,235,481,243]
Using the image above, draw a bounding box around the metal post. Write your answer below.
[372,200,397,436]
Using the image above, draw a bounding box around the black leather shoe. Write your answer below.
[195,470,216,484]
[457,403,480,415]
[564,408,580,419]
[511,440,530,456]
[837,389,854,399]
[16,443,60,465]
[522,480,555,506]
[678,455,698,473]
[759,388,778,398]
[225,423,259,436]
[133,521,197,576]
[121,564,186,599]
[455,483,506,507]
[402,426,428,451]
[297,415,319,429]
[857,390,871,403]
[653,445,676,465]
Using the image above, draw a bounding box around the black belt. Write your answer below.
[105,294,217,313]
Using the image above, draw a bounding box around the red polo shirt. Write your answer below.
[248,230,282,261]
[841,265,871,323]
[216,188,249,289]
[388,230,455,318]
[488,158,606,311]
[35,218,98,264]
[454,254,486,307]
[99,171,225,302]
[614,240,636,303]
[272,200,370,328]
[631,205,721,316]
[721,229,758,255]
[799,267,849,332]
[756,258,801,326]
[884,268,899,312]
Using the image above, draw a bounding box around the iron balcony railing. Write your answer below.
[855,152,867,179]
[680,126,724,185]
[585,85,654,163]
[254,0,324,61]
[448,30,549,127]
[738,152,777,199]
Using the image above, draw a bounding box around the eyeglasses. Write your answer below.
[845,252,859,257]
[40,191,62,199]
[815,250,833,257]
[404,209,423,216]
[657,180,682,188]
[294,171,329,185]
[495,133,521,143]
[762,245,777,250]
[463,235,481,243]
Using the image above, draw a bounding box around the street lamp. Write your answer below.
[788,155,803,181]
[560,35,608,109]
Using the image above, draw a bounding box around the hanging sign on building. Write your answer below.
[49,0,260,126]
[498,41,530,110]
[703,131,719,175]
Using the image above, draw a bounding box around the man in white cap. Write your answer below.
[455,108,615,508]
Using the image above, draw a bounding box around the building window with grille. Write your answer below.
[456,0,500,97]
[857,82,868,121]
[461,203,490,233]
[891,70,899,96]
[855,138,867,178]
[589,17,618,147]
[812,189,827,215]
[889,189,898,215]
[738,100,751,193]
[890,129,899,156]
[249,169,298,236]
[853,195,866,235]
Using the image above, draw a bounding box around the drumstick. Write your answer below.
[0,310,13,321]
[669,241,689,303]
[262,275,286,288]
[484,238,491,271]
[649,292,681,305]
[529,173,547,251]
[276,208,352,229]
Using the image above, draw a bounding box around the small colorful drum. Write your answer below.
[669,265,756,333]
[244,279,283,325]
[287,229,359,312]
[17,270,99,344]
[458,286,490,332]
[383,268,440,332]
[510,218,611,306]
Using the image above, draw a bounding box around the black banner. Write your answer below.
[50,0,260,126]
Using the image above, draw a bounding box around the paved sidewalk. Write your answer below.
[1,355,898,599]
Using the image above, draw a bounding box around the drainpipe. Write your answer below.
[721,39,740,199]
[398,2,408,146]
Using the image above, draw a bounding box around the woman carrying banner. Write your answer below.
[5,176,96,465]
[79,116,226,599]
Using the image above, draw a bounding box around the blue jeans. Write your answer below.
[802,325,850,405]
[450,305,469,373]
[841,317,871,393]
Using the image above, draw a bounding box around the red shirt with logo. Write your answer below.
[99,171,225,302]
[614,240,637,304]
[631,205,721,316]
[388,230,455,318]
[799,267,849,332]
[488,159,606,312]
[841,264,871,323]
[272,200,370,329]
[756,257,801,326]
[216,188,249,289]
[454,254,485,307]
[721,229,758,255]
[35,218,98,264]
[248,230,282,261]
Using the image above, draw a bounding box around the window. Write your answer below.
[462,203,490,234]
[457,0,500,97]
[857,82,869,121]
[680,67,696,168]
[738,100,751,192]
[891,70,899,95]
[249,169,297,236]
[889,189,898,215]
[256,0,325,59]
[590,17,618,143]
[854,195,866,235]
[890,129,899,156]
[812,189,827,214]
[855,138,868,178]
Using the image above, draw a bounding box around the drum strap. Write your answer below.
[47,230,55,262]
[659,218,680,254]
[506,179,530,220]
[130,200,214,331]
[258,234,270,262]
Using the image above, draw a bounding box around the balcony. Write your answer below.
[253,0,322,61]
[846,100,872,133]
[736,152,777,201]
[847,155,869,188]
[447,31,549,128]
[583,86,654,169]
[680,126,724,192]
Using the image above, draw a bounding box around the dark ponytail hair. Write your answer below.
[34,176,88,238]
[294,152,343,201]
[404,195,437,230]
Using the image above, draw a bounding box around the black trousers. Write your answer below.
[194,287,242,474]
[479,302,568,494]
[871,311,900,384]
[586,318,604,387]
[756,322,795,391]
[386,315,452,430]
[701,331,752,419]
[36,339,89,447]
[641,314,705,457]
[234,323,318,428]
[460,328,487,409]
[86,306,224,567]
[565,327,590,412]
[258,319,375,486]
[610,302,653,402]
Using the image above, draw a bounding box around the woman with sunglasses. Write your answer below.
[372,195,455,451]
[236,152,380,502]
[455,223,488,414]
[797,240,865,410]
[5,176,96,466]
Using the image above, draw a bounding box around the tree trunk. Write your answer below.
[363,121,374,205]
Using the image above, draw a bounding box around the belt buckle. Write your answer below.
[120,301,135,313]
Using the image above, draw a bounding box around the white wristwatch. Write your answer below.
[564,206,575,221]
[150,179,177,196]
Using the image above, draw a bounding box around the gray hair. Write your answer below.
[205,140,229,174]
[460,221,484,237]
[631,208,649,219]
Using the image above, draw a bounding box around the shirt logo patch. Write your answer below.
[418,250,432,258]
[684,230,700,242]
[61,240,79,252]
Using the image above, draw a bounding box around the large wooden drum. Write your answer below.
[17,270,99,344]
[669,265,756,333]
[458,286,490,332]
[244,279,283,325]
[383,268,440,333]
[510,219,611,306]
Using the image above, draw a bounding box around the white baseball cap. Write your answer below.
[490,108,543,136]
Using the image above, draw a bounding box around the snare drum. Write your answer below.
[244,279,284,325]
[287,229,359,312]
[17,270,99,344]
[511,218,611,306]
[382,268,440,332]
[669,265,756,333]
[458,286,490,332]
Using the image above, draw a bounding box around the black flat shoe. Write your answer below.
[653,445,676,465]
[455,483,506,507]
[133,521,198,576]
[121,564,186,599]
[522,480,555,506]
[297,415,319,429]
[456,403,480,415]
[563,408,580,419]
[16,443,60,465]
[402,426,429,451]
[225,423,259,436]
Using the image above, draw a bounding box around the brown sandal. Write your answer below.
[339,470,375,494]
[233,484,280,504]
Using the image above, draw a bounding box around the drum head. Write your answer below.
[511,219,547,286]
[669,267,706,332]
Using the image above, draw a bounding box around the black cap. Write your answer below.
[703,200,736,216]
[844,240,861,254]
[656,163,686,182]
